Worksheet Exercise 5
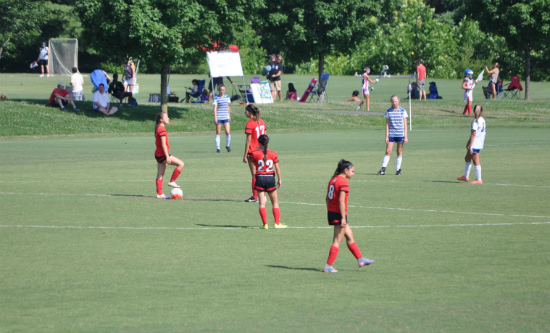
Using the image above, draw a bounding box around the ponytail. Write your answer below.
[154,112,165,136]
[333,159,354,177]
[258,134,269,163]
[245,104,260,121]
[473,104,483,120]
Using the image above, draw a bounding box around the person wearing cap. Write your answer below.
[48,81,80,112]
[37,42,50,78]
[93,83,118,115]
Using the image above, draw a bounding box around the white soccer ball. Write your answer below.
[170,188,183,200]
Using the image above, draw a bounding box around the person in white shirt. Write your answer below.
[92,83,118,115]
[457,105,486,184]
[37,42,50,77]
[213,85,232,153]
[70,67,84,101]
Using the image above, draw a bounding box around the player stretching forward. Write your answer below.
[457,105,486,184]
[356,66,378,112]
[462,69,479,116]
[377,95,408,175]
[250,135,287,229]
[242,104,266,203]
[213,84,231,153]
[154,112,184,199]
[324,159,374,273]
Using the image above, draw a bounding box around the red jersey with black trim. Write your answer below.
[326,175,349,214]
[245,118,266,153]
[155,125,169,157]
[250,149,279,175]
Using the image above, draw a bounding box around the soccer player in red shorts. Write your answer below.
[250,134,287,229]
[324,159,374,273]
[242,104,266,203]
[154,112,184,199]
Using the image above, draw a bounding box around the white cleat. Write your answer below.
[167,182,180,188]
[156,194,169,199]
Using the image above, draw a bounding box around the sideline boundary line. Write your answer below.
[0,191,549,219]
[1,222,549,231]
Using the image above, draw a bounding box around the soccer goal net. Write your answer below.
[49,38,78,76]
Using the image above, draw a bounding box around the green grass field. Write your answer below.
[1,73,549,332]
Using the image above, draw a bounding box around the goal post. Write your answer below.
[48,38,78,76]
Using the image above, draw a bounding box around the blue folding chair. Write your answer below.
[187,80,206,103]
[307,73,330,102]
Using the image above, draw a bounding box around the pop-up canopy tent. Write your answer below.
[206,47,248,103]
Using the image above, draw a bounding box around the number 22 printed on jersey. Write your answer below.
[257,159,273,172]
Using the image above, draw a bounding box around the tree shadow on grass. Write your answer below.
[266,265,322,272]
[12,98,190,122]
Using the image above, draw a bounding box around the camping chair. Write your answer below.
[307,73,330,102]
[483,80,503,99]
[187,80,205,103]
[239,76,260,103]
[504,76,523,99]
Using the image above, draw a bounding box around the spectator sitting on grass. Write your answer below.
[93,83,118,115]
[108,74,132,104]
[345,90,361,102]
[48,81,80,112]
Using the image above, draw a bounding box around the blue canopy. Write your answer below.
[90,69,108,90]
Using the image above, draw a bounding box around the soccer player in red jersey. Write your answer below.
[250,135,287,229]
[154,112,184,199]
[242,104,266,203]
[324,159,374,273]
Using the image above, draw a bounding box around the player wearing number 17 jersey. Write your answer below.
[324,159,374,273]
[243,104,266,202]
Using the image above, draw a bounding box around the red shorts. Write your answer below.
[327,211,347,225]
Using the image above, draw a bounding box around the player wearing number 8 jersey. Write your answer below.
[324,159,374,273]
[250,134,286,229]
[243,104,266,202]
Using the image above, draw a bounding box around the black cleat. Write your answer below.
[226,146,231,152]
[396,169,402,175]
[245,196,259,202]
[377,168,386,175]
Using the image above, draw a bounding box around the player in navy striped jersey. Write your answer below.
[213,85,231,153]
[377,95,408,176]
[457,105,486,184]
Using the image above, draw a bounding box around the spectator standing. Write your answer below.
[93,83,118,115]
[48,81,80,112]
[37,42,50,78]
[269,54,283,102]
[70,67,84,101]
[123,57,136,94]
[416,59,427,101]
[484,62,500,100]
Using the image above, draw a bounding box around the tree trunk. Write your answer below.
[524,44,530,100]
[318,53,324,82]
[160,66,169,113]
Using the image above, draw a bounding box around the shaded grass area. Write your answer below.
[1,74,550,137]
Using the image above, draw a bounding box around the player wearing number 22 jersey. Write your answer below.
[250,149,279,192]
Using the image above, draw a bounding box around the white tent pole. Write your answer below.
[409,79,412,132]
